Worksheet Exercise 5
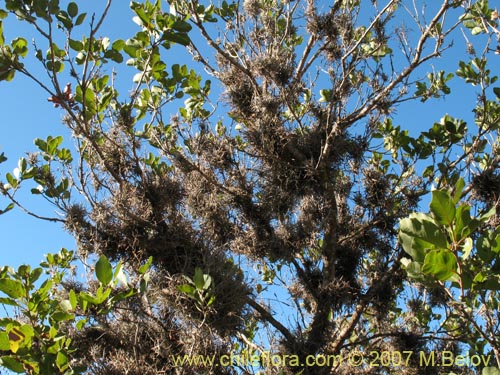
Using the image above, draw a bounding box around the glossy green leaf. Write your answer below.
[95,255,112,285]
[401,258,424,280]
[0,279,24,298]
[430,190,456,226]
[399,213,448,261]
[103,49,123,63]
[0,68,16,82]
[453,205,475,239]
[478,207,496,222]
[422,249,457,281]
[477,235,494,262]
[59,299,73,313]
[110,289,135,304]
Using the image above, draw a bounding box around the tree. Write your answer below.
[0,0,499,374]
[0,250,150,375]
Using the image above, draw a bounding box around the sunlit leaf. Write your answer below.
[95,255,112,285]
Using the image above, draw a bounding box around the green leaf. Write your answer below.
[494,87,500,100]
[163,32,191,46]
[56,11,73,29]
[59,299,73,313]
[480,277,500,291]
[177,284,196,297]
[112,39,125,50]
[138,256,153,274]
[75,12,87,26]
[113,263,128,287]
[202,274,212,291]
[75,85,96,117]
[452,177,465,203]
[17,324,33,341]
[56,351,69,371]
[461,237,473,260]
[69,289,77,310]
[422,249,458,281]
[471,26,483,35]
[109,289,135,304]
[401,258,424,280]
[0,203,15,214]
[0,279,24,298]
[68,38,83,51]
[0,68,16,82]
[103,49,123,63]
[171,20,192,32]
[193,268,205,290]
[430,190,456,225]
[29,267,43,284]
[0,297,17,306]
[483,367,500,375]
[0,356,25,373]
[0,332,9,350]
[51,311,74,322]
[11,37,28,58]
[139,278,148,293]
[6,172,18,188]
[399,213,448,261]
[454,205,475,239]
[478,207,496,222]
[67,2,78,18]
[76,318,87,330]
[95,255,112,285]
